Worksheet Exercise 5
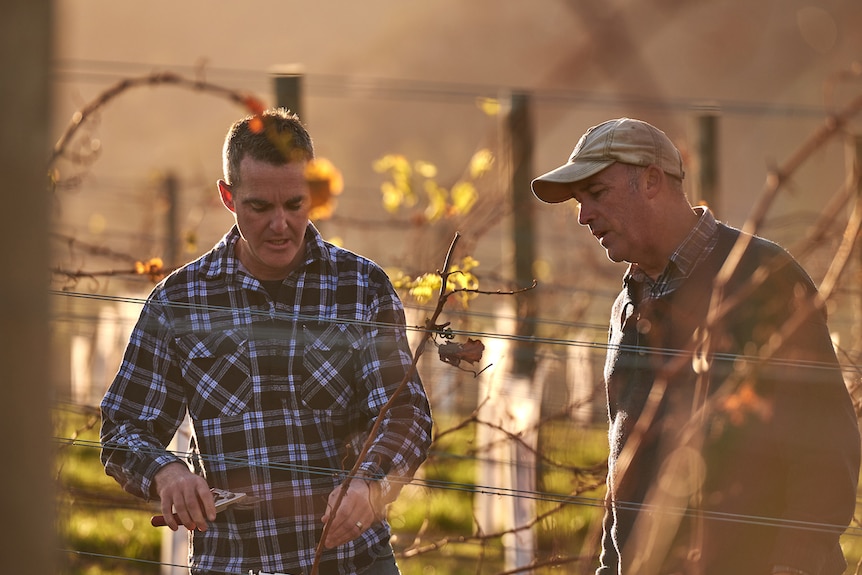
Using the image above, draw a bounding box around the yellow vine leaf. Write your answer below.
[389,258,480,308]
[381,182,403,213]
[375,153,484,221]
[450,181,477,215]
[423,180,448,222]
[414,160,438,179]
[373,154,410,175]
[375,154,417,209]
[476,97,501,116]
[409,273,443,304]
[469,149,495,179]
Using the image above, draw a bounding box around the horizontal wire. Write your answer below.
[57,436,862,540]
[60,436,599,495]
[52,285,862,538]
[61,549,178,570]
[49,289,861,374]
[60,548,245,575]
[60,541,531,574]
[51,58,840,118]
[49,288,614,334]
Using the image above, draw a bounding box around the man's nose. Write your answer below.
[270,209,289,231]
[577,202,592,227]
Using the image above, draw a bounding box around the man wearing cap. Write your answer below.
[532,118,859,575]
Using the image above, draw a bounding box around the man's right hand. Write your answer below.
[153,462,216,531]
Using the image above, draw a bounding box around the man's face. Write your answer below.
[218,157,311,280]
[569,162,650,267]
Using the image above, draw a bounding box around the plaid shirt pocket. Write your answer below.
[300,322,363,411]
[175,329,253,419]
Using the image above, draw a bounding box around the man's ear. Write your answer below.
[643,164,664,199]
[217,180,236,213]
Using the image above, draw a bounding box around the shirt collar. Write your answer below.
[202,222,331,281]
[668,205,718,276]
[625,205,718,285]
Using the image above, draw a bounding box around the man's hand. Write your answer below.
[153,462,216,531]
[321,479,381,548]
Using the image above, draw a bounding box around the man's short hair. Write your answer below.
[222,107,315,187]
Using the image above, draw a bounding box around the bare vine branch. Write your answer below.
[312,232,472,574]
[49,71,263,167]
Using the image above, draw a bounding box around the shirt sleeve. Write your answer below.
[100,291,189,501]
[353,277,433,502]
[767,307,860,574]
[754,262,860,574]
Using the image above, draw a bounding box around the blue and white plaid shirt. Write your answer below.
[101,223,432,575]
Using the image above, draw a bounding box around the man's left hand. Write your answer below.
[321,479,380,548]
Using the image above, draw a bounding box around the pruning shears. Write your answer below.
[151,487,261,527]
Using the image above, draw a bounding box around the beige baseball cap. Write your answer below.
[531,118,685,203]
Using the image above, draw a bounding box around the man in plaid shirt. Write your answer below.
[101,108,433,575]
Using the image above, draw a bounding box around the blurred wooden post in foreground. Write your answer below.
[0,0,55,572]
[851,135,862,353]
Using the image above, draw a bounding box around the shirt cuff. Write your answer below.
[357,464,393,502]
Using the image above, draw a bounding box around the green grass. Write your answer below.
[387,417,608,574]
[55,405,160,575]
[55,407,607,574]
[56,406,862,574]
[389,419,505,575]
[55,409,604,575]
[842,530,862,574]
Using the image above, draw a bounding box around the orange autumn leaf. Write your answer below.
[134,257,165,282]
[248,116,264,134]
[721,382,772,425]
[305,158,344,221]
[242,95,267,116]
[241,95,268,134]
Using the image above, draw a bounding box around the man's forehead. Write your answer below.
[232,159,310,201]
[234,158,309,188]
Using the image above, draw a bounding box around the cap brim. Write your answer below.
[531,159,615,203]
